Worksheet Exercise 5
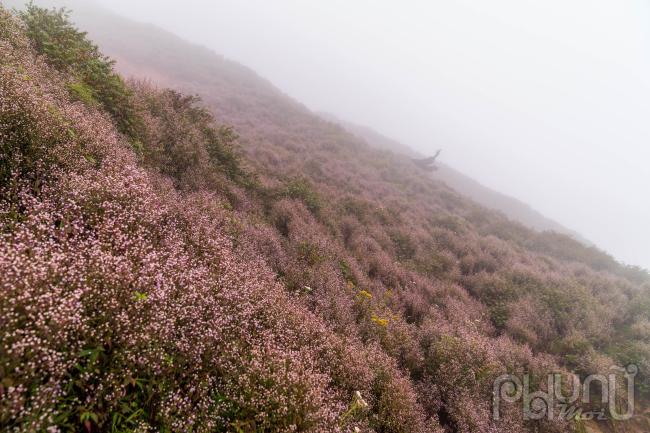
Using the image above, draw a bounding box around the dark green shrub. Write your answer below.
[284,177,322,214]
[388,230,416,261]
[19,3,143,143]
[205,125,253,187]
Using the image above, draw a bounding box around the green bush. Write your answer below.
[339,259,357,286]
[205,125,253,187]
[67,81,98,106]
[19,2,143,143]
[489,302,510,332]
[285,177,322,214]
[298,241,324,266]
[388,230,415,261]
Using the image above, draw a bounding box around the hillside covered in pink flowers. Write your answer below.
[1,4,650,433]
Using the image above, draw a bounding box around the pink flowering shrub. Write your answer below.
[0,9,424,431]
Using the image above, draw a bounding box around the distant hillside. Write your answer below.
[66,0,584,247]
[319,112,591,245]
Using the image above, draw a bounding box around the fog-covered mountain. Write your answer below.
[319,112,591,245]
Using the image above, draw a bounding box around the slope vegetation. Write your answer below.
[1,4,650,433]
[318,112,590,244]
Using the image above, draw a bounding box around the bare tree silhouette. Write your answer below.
[413,149,441,171]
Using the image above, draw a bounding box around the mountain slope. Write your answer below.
[2,3,650,433]
[319,112,590,245]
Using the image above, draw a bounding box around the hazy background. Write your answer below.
[14,0,650,269]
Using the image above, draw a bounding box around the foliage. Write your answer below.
[134,85,253,191]
[284,176,322,215]
[18,2,143,143]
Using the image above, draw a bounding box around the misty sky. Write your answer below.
[18,0,650,269]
